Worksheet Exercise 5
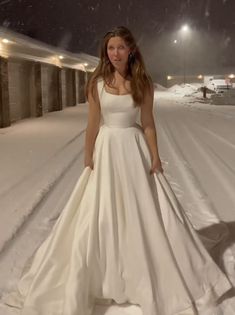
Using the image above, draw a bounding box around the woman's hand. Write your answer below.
[84,156,94,170]
[150,156,163,174]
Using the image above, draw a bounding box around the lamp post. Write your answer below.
[180,24,189,85]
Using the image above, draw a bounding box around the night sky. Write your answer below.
[1,0,235,81]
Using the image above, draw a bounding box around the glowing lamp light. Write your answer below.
[59,55,64,60]
[2,38,9,44]
[173,39,177,44]
[197,75,203,79]
[228,74,234,79]
[84,63,88,66]
[182,24,189,32]
[167,76,173,80]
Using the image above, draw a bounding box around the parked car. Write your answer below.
[206,79,233,94]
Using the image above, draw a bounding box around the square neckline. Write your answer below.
[101,78,132,96]
[103,88,131,97]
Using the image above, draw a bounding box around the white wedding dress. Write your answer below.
[4,78,232,315]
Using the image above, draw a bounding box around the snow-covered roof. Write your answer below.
[0,27,99,72]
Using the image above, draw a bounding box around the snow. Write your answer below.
[155,87,235,224]
[0,27,99,72]
[0,106,88,254]
[0,85,235,315]
[168,83,201,96]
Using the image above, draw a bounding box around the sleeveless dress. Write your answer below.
[4,78,232,315]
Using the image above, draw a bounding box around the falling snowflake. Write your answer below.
[224,37,231,47]
[205,10,210,17]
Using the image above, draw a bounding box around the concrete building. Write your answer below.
[0,27,99,128]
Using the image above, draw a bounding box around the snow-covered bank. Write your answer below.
[1,87,235,315]
[168,83,200,96]
[0,105,88,254]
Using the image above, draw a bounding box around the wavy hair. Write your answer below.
[86,26,152,106]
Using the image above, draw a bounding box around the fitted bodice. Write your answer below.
[97,79,140,128]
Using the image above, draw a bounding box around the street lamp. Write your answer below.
[180,24,190,85]
[181,24,189,32]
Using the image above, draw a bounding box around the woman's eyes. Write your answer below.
[108,46,125,50]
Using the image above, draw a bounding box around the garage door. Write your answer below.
[8,60,31,122]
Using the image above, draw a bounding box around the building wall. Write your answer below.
[1,59,89,127]
[78,70,86,103]
[41,64,55,113]
[65,68,76,106]
[61,69,67,108]
[8,59,32,122]
[0,57,10,128]
[75,70,79,105]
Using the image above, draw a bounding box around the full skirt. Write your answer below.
[4,124,232,315]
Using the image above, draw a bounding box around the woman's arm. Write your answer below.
[84,80,101,169]
[140,84,163,174]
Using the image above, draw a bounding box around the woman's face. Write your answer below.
[107,36,131,70]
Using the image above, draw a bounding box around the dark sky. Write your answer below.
[1,0,235,81]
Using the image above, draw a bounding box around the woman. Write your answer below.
[4,26,232,315]
[84,27,163,176]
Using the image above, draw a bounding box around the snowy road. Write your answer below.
[156,92,235,223]
[1,88,235,315]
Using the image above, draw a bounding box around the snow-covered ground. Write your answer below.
[1,84,235,315]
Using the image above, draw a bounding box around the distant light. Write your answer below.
[197,75,203,79]
[2,38,9,44]
[59,55,64,60]
[167,76,173,80]
[84,62,88,66]
[228,74,234,79]
[173,39,177,44]
[181,24,189,32]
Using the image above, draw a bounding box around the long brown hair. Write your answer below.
[86,26,152,106]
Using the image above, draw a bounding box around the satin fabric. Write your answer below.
[4,78,232,315]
